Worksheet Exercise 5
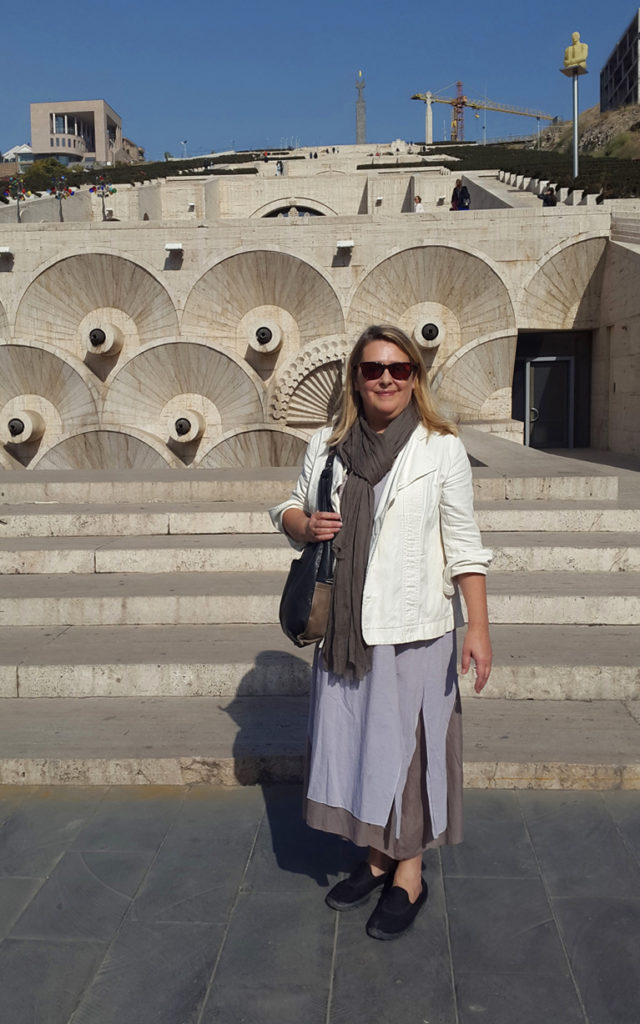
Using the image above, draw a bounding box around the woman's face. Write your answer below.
[353,339,416,432]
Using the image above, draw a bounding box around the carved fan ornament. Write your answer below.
[268,340,350,425]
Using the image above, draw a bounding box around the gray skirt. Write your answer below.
[304,631,463,860]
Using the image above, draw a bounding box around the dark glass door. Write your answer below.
[526,358,574,448]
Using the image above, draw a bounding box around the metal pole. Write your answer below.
[572,70,579,177]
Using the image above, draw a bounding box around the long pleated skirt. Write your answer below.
[304,631,463,860]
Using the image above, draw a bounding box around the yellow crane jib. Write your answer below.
[411,88,555,143]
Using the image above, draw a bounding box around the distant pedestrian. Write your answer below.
[540,186,557,207]
[451,179,470,211]
[413,195,424,213]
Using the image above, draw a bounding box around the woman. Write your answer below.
[270,325,491,940]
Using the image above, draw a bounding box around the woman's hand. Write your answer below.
[305,511,342,542]
[282,508,342,545]
[460,625,492,693]
[455,573,492,693]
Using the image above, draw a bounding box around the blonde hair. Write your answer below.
[328,324,458,445]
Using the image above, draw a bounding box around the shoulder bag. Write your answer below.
[279,451,336,647]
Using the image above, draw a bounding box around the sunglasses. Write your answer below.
[358,361,417,382]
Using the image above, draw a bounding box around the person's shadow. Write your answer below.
[225,649,363,887]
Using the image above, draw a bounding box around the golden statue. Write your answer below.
[564,31,588,70]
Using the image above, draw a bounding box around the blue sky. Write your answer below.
[2,0,637,159]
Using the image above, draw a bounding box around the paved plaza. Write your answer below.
[0,783,638,1024]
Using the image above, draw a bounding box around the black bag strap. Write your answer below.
[317,450,336,513]
[316,450,336,582]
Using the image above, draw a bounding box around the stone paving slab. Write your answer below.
[0,785,638,1024]
[0,623,636,701]
[0,695,638,789]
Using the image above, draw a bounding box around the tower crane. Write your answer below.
[411,82,557,143]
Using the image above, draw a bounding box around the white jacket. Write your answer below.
[270,424,492,645]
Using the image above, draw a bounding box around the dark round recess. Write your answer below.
[8,418,25,438]
[89,328,107,347]
[421,323,439,342]
[175,417,192,437]
[256,326,273,346]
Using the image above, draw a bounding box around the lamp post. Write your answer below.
[561,31,588,179]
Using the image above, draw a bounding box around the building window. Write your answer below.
[56,138,60,146]
[55,115,64,134]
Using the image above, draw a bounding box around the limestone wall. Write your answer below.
[598,242,640,455]
[0,167,633,468]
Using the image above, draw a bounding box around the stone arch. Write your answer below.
[14,253,179,360]
[102,338,265,461]
[267,335,349,427]
[181,250,345,379]
[251,197,337,218]
[32,427,180,470]
[518,236,608,329]
[198,426,308,468]
[347,244,516,373]
[431,332,517,420]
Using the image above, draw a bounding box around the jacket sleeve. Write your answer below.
[268,429,325,550]
[438,435,492,595]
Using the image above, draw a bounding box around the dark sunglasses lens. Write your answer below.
[359,362,383,380]
[389,363,413,380]
[359,362,414,381]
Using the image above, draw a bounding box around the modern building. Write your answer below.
[30,99,123,166]
[600,8,640,111]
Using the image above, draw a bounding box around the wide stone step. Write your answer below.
[2,531,639,575]
[488,571,640,624]
[475,502,639,532]
[0,570,637,627]
[0,624,636,701]
[0,469,297,506]
[0,464,618,504]
[0,694,637,789]
[1,499,637,539]
[0,534,292,574]
[489,532,640,572]
[0,502,275,537]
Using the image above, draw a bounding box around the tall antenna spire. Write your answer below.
[356,70,366,144]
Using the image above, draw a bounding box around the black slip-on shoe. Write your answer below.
[365,879,428,940]
[325,862,391,911]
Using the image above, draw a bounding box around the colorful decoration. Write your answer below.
[3,176,35,221]
[49,175,75,200]
[89,176,117,198]
[89,175,117,220]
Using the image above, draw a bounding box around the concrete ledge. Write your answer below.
[0,695,637,789]
[0,570,638,627]
[0,623,636,701]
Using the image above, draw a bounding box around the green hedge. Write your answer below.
[434,146,640,198]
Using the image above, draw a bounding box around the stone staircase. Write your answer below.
[0,430,638,788]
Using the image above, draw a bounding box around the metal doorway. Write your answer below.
[524,356,575,448]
